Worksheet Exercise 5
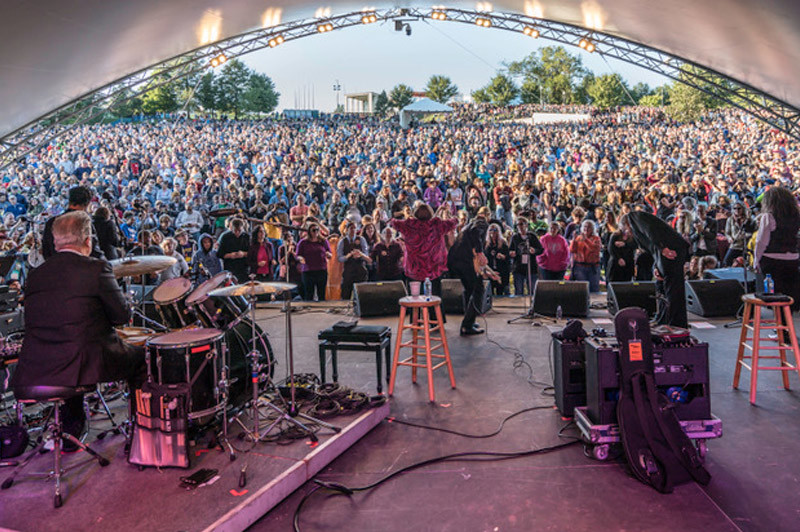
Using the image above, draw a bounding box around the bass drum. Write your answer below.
[225,318,275,408]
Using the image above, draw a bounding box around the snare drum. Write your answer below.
[115,326,156,347]
[152,277,197,329]
[145,328,226,422]
[186,272,248,330]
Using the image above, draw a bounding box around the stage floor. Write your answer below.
[3,296,800,531]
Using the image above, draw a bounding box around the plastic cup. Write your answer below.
[409,281,421,296]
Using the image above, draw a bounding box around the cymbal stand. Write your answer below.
[216,339,236,461]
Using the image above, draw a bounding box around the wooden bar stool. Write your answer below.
[388,295,455,402]
[734,294,800,404]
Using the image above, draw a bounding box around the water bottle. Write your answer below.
[556,304,563,321]
[764,274,775,295]
[423,277,432,299]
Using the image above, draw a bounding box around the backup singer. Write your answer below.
[620,211,689,328]
[13,211,145,444]
[754,187,800,310]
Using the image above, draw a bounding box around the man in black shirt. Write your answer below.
[447,215,491,336]
[42,186,105,260]
[217,217,250,282]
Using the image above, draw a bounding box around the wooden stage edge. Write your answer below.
[206,403,390,532]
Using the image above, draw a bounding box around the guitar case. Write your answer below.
[614,307,711,493]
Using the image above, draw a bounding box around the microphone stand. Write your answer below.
[508,237,551,325]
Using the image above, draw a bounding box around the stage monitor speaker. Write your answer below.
[441,279,492,315]
[607,281,657,318]
[353,281,408,317]
[532,281,589,317]
[0,309,23,336]
[706,267,758,293]
[685,279,744,317]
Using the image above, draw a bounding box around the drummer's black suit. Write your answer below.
[13,251,144,437]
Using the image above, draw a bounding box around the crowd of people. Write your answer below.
[2,103,799,316]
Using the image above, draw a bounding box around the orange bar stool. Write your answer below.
[734,294,800,404]
[388,295,455,402]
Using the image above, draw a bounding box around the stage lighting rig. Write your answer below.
[522,26,539,38]
[317,22,333,33]
[268,35,285,47]
[361,12,378,24]
[431,10,447,21]
[209,53,227,68]
[579,37,596,52]
[475,16,492,27]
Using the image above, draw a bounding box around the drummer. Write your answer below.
[13,211,145,448]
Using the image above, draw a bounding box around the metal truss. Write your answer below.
[2,6,799,172]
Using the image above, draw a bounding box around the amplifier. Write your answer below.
[585,336,710,425]
[552,338,586,417]
[0,310,24,336]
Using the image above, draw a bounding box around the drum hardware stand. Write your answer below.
[92,384,128,440]
[215,340,236,461]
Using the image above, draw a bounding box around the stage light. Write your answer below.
[475,17,492,27]
[431,10,447,20]
[361,13,377,24]
[523,26,539,38]
[268,35,284,47]
[579,38,588,49]
[317,22,333,32]
[585,41,596,53]
[209,53,227,68]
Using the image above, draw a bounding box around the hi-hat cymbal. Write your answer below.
[208,280,296,297]
[110,255,177,278]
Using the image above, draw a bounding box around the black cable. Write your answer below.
[387,405,552,439]
[293,438,580,532]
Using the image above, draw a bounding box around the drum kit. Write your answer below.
[108,255,336,455]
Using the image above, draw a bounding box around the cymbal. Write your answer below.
[110,255,177,278]
[208,280,296,297]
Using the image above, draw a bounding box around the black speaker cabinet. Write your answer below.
[532,280,589,317]
[353,281,408,317]
[685,279,744,317]
[585,337,710,425]
[607,281,657,318]
[553,338,586,417]
[706,267,759,293]
[441,279,492,315]
[0,309,23,336]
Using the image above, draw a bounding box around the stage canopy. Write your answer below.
[1,0,800,138]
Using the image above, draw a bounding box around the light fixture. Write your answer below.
[578,38,588,49]
[585,41,596,53]
[317,22,333,32]
[405,24,412,36]
[579,37,596,52]
[209,53,227,67]
[431,10,447,20]
[522,26,539,38]
[361,12,377,24]
[268,35,285,47]
[475,17,492,27]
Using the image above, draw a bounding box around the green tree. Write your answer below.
[630,82,652,103]
[389,84,414,110]
[506,45,588,104]
[194,73,218,114]
[586,73,628,109]
[639,93,665,107]
[484,74,519,106]
[110,88,143,118]
[471,87,491,103]
[140,83,179,115]
[243,73,280,114]
[520,79,542,104]
[425,75,459,103]
[373,90,391,116]
[215,59,253,118]
[667,80,707,121]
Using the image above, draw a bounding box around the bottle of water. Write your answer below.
[556,304,563,321]
[423,277,432,298]
[764,274,775,295]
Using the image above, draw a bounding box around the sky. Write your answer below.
[241,19,670,111]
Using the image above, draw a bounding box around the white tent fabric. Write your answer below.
[1,0,800,138]
[399,98,453,128]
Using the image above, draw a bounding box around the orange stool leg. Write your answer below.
[733,301,752,389]
[411,307,420,383]
[784,305,800,383]
[777,306,791,390]
[388,305,407,396]
[750,305,762,404]
[435,304,456,389]
[422,306,435,402]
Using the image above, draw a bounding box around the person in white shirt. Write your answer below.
[175,202,204,238]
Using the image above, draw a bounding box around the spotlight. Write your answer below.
[317,22,333,32]
[522,26,539,38]
[268,35,284,47]
[209,53,227,68]
[361,13,377,24]
[585,41,596,53]
[475,17,492,27]
[405,24,412,36]
[431,10,447,21]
